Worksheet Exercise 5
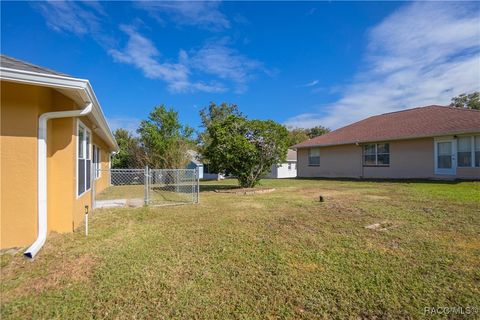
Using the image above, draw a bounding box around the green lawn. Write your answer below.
[1,179,479,319]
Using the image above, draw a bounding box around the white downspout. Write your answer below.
[24,102,93,259]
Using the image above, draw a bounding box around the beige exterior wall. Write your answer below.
[363,138,434,179]
[297,137,480,180]
[456,167,480,180]
[297,144,362,178]
[1,81,113,249]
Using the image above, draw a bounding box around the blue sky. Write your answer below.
[1,1,479,133]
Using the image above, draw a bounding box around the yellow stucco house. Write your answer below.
[1,55,118,257]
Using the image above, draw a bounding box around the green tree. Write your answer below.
[286,127,309,146]
[203,114,289,188]
[285,125,330,147]
[198,102,242,163]
[199,102,241,128]
[138,105,194,168]
[307,125,330,138]
[450,92,480,110]
[111,129,144,168]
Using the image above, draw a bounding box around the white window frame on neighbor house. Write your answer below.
[77,120,92,198]
[93,144,101,180]
[308,148,320,166]
[363,143,390,167]
[434,135,480,175]
[434,137,457,175]
[476,136,480,168]
[456,135,480,169]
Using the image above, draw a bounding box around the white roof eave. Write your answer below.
[0,67,118,151]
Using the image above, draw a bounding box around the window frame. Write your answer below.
[457,135,480,168]
[475,136,480,168]
[308,148,320,166]
[363,143,390,167]
[93,145,102,180]
[77,120,92,198]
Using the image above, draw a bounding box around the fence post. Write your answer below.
[144,165,149,206]
[176,170,180,193]
[196,168,200,204]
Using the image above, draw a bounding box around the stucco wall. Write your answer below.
[363,138,434,179]
[1,81,113,249]
[1,82,46,248]
[297,137,480,180]
[456,167,480,180]
[297,144,362,178]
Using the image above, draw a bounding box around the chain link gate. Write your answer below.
[93,167,199,209]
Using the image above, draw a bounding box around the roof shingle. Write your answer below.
[293,105,480,148]
[0,54,69,76]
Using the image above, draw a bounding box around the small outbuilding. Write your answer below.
[186,150,204,179]
[267,149,297,178]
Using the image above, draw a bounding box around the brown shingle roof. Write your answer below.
[293,105,480,148]
[0,54,69,76]
[286,149,297,161]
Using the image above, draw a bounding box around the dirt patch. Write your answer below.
[365,221,397,231]
[215,188,275,195]
[0,247,22,255]
[297,188,345,198]
[365,195,390,200]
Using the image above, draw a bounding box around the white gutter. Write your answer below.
[24,103,93,259]
[0,67,118,151]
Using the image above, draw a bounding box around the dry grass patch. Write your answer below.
[2,253,97,303]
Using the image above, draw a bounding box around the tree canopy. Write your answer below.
[112,105,194,169]
[199,102,242,128]
[286,125,331,147]
[450,92,480,110]
[203,114,289,188]
[137,105,194,169]
[112,129,144,169]
[307,125,330,138]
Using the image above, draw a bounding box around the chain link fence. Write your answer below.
[93,167,199,209]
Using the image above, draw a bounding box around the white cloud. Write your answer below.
[33,2,268,94]
[109,25,189,88]
[285,1,480,129]
[32,1,102,35]
[109,28,266,93]
[109,25,226,93]
[136,1,230,31]
[297,80,319,88]
[187,38,265,93]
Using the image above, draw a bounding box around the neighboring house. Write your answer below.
[186,150,204,179]
[267,149,297,178]
[0,55,118,256]
[186,150,225,180]
[293,105,480,180]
